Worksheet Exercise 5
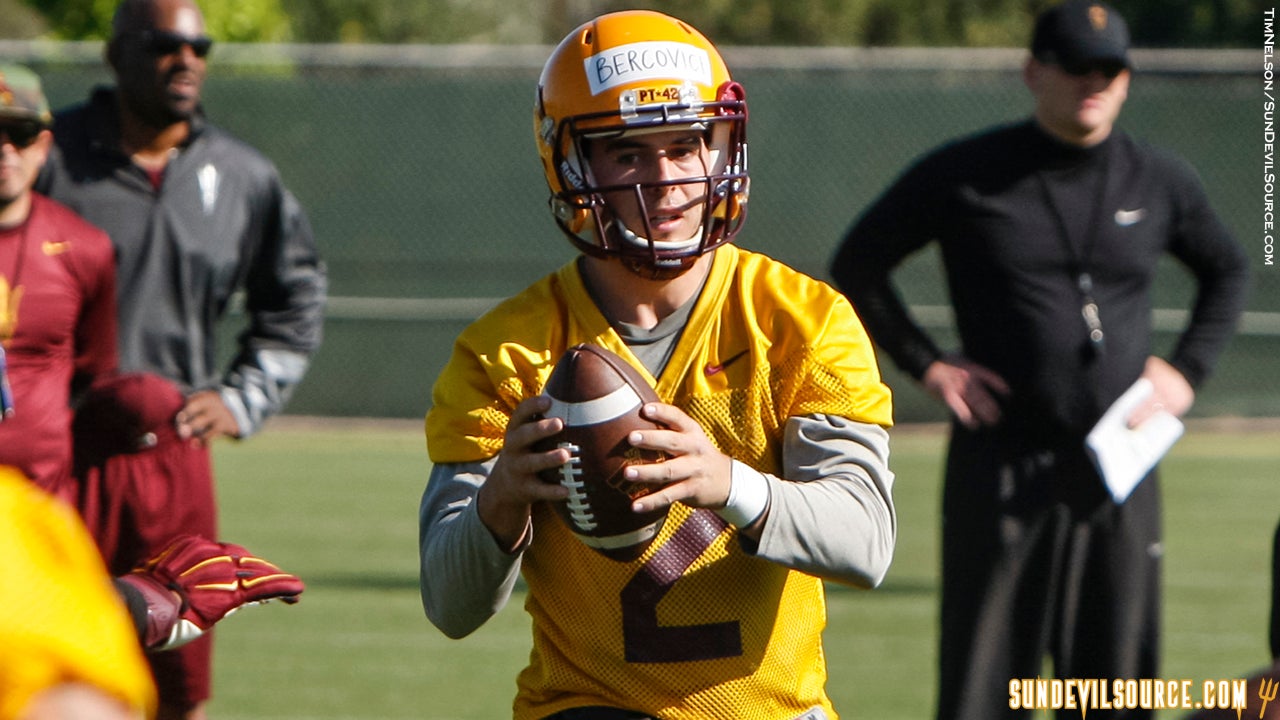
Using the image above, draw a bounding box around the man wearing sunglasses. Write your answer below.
[830,2,1249,719]
[35,1,327,718]
[0,63,118,502]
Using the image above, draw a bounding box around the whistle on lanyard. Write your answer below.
[1078,273,1105,357]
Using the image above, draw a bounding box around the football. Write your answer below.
[535,343,668,562]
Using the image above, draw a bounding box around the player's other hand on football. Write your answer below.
[922,356,1010,430]
[175,390,241,445]
[624,402,733,513]
[479,395,572,550]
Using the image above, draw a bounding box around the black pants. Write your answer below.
[935,427,1161,720]
[1271,518,1279,660]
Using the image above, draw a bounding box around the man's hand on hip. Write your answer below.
[176,390,240,445]
[923,357,1011,430]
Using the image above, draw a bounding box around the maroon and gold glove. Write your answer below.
[118,534,304,651]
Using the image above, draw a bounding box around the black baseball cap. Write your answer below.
[1031,0,1131,74]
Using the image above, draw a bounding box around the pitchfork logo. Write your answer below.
[1088,5,1108,30]
[0,275,21,344]
[1260,677,1277,718]
[197,163,219,215]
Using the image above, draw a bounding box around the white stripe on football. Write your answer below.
[543,384,642,427]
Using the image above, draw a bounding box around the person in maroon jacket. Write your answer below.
[0,63,117,501]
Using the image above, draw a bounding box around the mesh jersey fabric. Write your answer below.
[426,246,891,719]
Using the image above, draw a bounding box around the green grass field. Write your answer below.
[204,421,1277,719]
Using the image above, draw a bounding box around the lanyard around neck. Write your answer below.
[1034,147,1111,356]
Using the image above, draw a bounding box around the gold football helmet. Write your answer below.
[533,11,749,272]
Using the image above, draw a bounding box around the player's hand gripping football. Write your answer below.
[118,534,304,651]
[478,395,571,551]
[623,402,734,515]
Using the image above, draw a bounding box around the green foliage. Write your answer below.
[20,0,118,39]
[1119,0,1265,48]
[643,0,870,45]
[280,0,544,43]
[15,0,1262,46]
[19,0,292,41]
[198,0,292,43]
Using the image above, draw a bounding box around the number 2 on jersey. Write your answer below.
[620,510,743,663]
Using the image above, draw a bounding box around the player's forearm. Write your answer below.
[418,461,524,639]
[752,415,897,588]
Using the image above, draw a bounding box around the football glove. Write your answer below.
[118,534,304,651]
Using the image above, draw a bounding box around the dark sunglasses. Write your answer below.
[0,121,43,149]
[133,29,214,58]
[1059,61,1126,79]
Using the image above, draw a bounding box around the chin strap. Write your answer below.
[620,256,698,281]
[613,218,705,255]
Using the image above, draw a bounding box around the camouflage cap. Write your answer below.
[0,64,52,127]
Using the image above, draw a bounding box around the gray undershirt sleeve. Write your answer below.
[752,414,897,589]
[419,413,896,634]
[418,457,524,639]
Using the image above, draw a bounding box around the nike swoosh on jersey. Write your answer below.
[704,348,749,376]
[1114,208,1147,226]
[42,240,72,256]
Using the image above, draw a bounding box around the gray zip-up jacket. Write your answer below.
[37,88,327,435]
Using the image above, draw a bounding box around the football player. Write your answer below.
[419,11,896,720]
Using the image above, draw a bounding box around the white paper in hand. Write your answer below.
[1085,378,1185,504]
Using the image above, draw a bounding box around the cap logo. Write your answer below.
[584,41,712,96]
[0,72,13,110]
[1089,5,1108,30]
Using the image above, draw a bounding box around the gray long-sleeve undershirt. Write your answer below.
[418,413,895,639]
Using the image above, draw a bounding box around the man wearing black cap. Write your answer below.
[830,1,1250,718]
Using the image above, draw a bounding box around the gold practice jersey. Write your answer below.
[427,246,892,719]
[0,466,156,720]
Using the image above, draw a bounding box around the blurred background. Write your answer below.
[0,0,1263,46]
[2,0,1271,423]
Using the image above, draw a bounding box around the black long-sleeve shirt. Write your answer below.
[831,121,1249,440]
